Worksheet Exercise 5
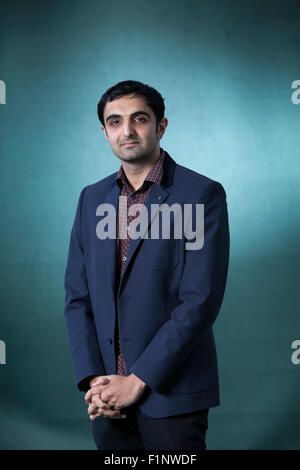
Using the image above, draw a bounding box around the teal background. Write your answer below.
[0,0,300,449]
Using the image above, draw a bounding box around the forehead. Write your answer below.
[103,94,154,118]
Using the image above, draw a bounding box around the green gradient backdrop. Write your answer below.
[0,0,299,450]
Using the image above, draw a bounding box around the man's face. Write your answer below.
[101,94,167,163]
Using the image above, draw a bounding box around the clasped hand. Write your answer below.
[84,374,147,420]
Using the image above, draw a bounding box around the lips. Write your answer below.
[122,142,138,146]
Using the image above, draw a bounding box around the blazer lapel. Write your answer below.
[102,182,121,298]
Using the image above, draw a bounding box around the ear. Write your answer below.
[157,117,168,140]
[101,125,108,141]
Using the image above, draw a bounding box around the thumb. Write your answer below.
[91,376,110,387]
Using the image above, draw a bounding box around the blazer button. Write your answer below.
[107,338,113,344]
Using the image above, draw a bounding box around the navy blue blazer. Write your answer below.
[64,149,230,418]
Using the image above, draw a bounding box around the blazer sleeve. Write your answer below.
[128,181,230,393]
[64,186,106,392]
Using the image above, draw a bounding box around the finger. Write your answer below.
[89,395,115,411]
[91,377,110,387]
[88,397,112,414]
[91,393,100,401]
[87,396,125,419]
[84,378,110,403]
[88,405,122,417]
[88,399,102,415]
[85,385,106,403]
[90,409,127,420]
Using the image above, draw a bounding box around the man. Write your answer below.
[64,80,230,450]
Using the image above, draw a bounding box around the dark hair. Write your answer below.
[97,80,165,130]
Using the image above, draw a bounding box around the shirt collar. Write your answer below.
[116,148,165,191]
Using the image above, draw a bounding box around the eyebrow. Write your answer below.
[105,110,151,124]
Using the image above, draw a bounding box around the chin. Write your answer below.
[120,149,144,160]
[121,154,142,162]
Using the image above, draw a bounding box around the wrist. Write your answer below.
[128,373,147,391]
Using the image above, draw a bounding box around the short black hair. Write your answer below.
[97,80,165,130]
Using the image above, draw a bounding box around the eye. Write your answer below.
[110,120,119,126]
[136,117,146,123]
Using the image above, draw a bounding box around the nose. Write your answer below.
[122,119,135,138]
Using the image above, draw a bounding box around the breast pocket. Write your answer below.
[143,237,179,270]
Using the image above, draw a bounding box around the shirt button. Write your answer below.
[122,256,127,261]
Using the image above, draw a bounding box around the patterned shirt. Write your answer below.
[114,148,165,375]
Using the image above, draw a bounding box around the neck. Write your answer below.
[121,147,161,191]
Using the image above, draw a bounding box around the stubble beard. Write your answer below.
[118,139,158,164]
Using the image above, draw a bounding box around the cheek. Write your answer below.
[109,138,119,148]
[143,127,157,141]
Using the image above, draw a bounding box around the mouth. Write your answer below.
[121,142,139,146]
